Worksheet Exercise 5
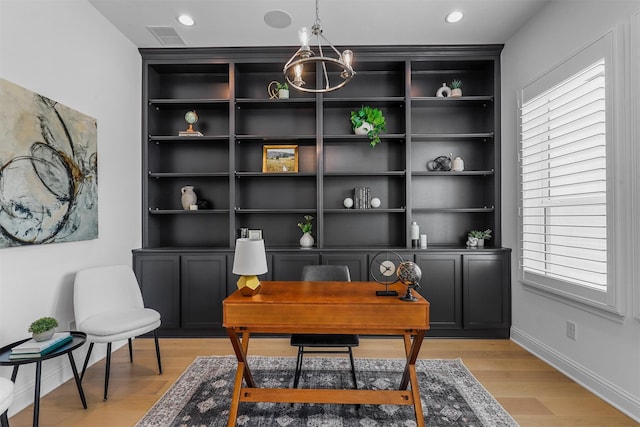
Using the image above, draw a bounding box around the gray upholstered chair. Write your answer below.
[73,265,162,400]
[0,377,14,427]
[290,265,359,389]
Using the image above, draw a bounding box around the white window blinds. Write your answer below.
[520,59,607,291]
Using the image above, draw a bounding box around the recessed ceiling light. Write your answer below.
[445,10,464,24]
[264,10,292,29]
[177,14,195,27]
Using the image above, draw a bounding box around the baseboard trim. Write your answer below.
[511,326,640,423]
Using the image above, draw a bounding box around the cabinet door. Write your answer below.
[181,254,227,329]
[271,253,320,280]
[321,253,368,281]
[133,253,180,329]
[414,253,462,329]
[462,253,510,330]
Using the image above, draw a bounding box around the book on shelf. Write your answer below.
[10,332,72,357]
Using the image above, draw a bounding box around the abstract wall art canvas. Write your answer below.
[0,78,98,247]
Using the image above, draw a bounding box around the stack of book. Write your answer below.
[10,332,72,359]
[353,187,372,209]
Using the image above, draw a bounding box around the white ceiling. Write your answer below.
[88,0,550,48]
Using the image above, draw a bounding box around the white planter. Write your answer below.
[278,89,289,99]
[451,88,462,97]
[300,232,314,248]
[354,122,373,135]
[33,329,54,342]
[477,238,485,247]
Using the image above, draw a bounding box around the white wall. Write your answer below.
[0,0,141,415]
[502,0,640,421]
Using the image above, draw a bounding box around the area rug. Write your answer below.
[136,356,519,427]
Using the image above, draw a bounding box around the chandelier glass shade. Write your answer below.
[283,0,355,93]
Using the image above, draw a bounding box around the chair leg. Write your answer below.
[293,346,304,388]
[128,338,133,363]
[1,410,9,427]
[103,343,112,400]
[80,343,94,381]
[348,348,358,389]
[153,329,162,374]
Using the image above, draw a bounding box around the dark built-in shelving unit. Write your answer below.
[134,46,511,338]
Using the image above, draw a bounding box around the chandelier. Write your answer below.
[283,0,355,93]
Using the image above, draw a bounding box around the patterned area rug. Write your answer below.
[136,356,519,427]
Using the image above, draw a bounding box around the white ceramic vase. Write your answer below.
[181,186,197,210]
[300,232,314,248]
[436,83,452,97]
[278,89,289,99]
[354,122,373,135]
[33,329,54,342]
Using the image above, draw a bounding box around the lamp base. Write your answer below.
[237,275,262,296]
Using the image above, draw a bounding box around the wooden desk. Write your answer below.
[223,281,430,427]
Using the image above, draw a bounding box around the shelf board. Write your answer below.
[324,208,406,213]
[234,208,317,214]
[236,135,317,142]
[149,135,229,141]
[412,170,494,176]
[411,96,493,105]
[322,97,405,107]
[148,172,230,178]
[323,133,406,141]
[148,209,230,214]
[235,172,316,177]
[236,98,316,108]
[324,171,406,177]
[149,98,229,108]
[412,207,495,213]
[411,132,493,141]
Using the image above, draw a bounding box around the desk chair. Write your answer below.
[73,265,162,400]
[0,377,14,427]
[290,265,359,389]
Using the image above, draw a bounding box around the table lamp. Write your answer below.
[232,238,268,296]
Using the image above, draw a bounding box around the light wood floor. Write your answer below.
[6,338,638,426]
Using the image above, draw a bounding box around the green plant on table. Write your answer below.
[28,317,58,334]
[297,215,314,234]
[468,229,492,240]
[350,105,386,147]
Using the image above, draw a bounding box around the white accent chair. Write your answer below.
[73,265,162,400]
[0,377,14,427]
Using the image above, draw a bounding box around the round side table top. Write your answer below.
[0,331,87,366]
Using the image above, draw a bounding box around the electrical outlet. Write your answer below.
[566,321,577,340]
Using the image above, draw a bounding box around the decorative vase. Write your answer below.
[436,83,452,97]
[451,88,462,97]
[452,156,465,171]
[278,89,289,99]
[181,186,197,210]
[300,232,314,248]
[33,329,54,342]
[477,238,485,247]
[354,122,373,136]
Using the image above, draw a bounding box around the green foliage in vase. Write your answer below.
[297,215,314,233]
[275,81,289,90]
[350,105,387,147]
[451,79,462,89]
[28,317,58,334]
[468,229,492,240]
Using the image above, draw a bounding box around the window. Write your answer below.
[519,30,624,313]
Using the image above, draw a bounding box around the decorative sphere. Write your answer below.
[370,197,381,208]
[343,197,354,208]
[397,261,422,286]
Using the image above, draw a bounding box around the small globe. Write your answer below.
[397,261,422,286]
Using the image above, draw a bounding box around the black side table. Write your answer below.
[0,331,87,427]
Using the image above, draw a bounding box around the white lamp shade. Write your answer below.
[232,238,268,276]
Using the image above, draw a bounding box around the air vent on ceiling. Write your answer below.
[147,26,186,46]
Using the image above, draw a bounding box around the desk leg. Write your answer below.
[33,361,42,427]
[228,361,246,427]
[68,352,87,409]
[226,329,255,388]
[400,330,426,427]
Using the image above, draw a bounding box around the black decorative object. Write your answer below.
[397,261,422,302]
[370,251,403,296]
[427,155,452,171]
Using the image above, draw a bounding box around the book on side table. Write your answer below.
[10,332,72,359]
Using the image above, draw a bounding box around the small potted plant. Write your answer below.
[350,105,386,147]
[268,80,289,99]
[467,229,492,247]
[29,316,58,341]
[450,79,462,97]
[297,214,314,248]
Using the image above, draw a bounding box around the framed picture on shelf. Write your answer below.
[248,229,263,240]
[262,145,298,173]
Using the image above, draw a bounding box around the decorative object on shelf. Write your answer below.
[370,251,403,296]
[350,106,386,147]
[420,234,428,249]
[352,187,372,209]
[427,155,452,171]
[239,228,249,238]
[397,261,422,302]
[232,238,268,296]
[179,110,203,136]
[436,82,452,97]
[181,186,197,210]
[370,197,381,208]
[450,79,463,97]
[343,197,354,209]
[262,145,299,173]
[297,215,314,248]
[268,81,289,99]
[196,199,211,210]
[452,156,465,171]
[248,229,263,240]
[283,0,355,93]
[468,229,492,248]
[28,316,58,341]
[411,221,420,248]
